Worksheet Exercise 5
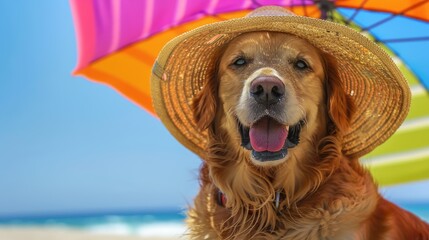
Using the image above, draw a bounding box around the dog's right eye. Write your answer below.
[232,57,247,67]
[294,59,310,71]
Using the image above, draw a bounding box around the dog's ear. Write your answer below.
[323,53,355,133]
[192,76,219,131]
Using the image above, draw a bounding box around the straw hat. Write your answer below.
[151,6,410,159]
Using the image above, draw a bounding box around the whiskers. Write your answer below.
[296,96,309,130]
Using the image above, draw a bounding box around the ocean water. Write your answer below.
[0,210,187,238]
[0,204,427,238]
[398,203,429,222]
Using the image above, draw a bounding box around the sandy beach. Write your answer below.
[0,227,185,240]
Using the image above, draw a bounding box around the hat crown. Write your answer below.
[246,6,295,18]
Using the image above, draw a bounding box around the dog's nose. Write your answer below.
[250,76,285,106]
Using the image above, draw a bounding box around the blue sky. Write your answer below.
[0,1,428,217]
[0,1,200,216]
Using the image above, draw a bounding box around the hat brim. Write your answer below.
[151,14,410,159]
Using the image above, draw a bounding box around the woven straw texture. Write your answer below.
[151,7,410,159]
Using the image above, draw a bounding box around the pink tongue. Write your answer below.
[249,117,288,152]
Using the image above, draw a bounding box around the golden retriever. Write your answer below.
[188,31,429,239]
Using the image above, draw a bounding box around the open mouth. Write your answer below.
[239,117,304,162]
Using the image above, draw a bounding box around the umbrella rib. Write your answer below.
[334,10,351,26]
[344,0,369,24]
[315,0,336,20]
[362,0,429,31]
[381,37,429,43]
[301,0,308,17]
[289,2,295,15]
[252,0,263,7]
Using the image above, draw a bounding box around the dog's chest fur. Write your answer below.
[186,162,379,240]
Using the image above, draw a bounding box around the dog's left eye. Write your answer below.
[232,57,247,67]
[294,59,309,70]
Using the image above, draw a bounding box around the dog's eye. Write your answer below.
[294,59,309,70]
[232,57,247,67]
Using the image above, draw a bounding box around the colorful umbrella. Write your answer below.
[70,0,429,186]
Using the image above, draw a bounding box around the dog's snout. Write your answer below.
[250,76,285,106]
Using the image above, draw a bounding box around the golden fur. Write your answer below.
[189,32,429,239]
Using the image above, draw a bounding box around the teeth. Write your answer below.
[286,125,289,131]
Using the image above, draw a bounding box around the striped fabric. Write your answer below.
[71,0,320,70]
[70,0,429,185]
[70,0,320,114]
[362,70,429,185]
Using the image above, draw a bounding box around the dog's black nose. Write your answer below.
[250,76,285,106]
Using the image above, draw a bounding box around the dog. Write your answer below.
[187,31,429,239]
